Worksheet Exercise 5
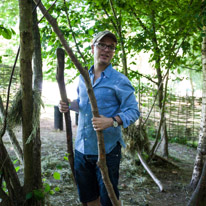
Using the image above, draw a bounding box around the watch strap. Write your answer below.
[112,117,117,122]
[112,117,118,126]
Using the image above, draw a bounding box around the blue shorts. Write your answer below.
[74,143,121,205]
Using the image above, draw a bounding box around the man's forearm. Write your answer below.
[69,99,79,112]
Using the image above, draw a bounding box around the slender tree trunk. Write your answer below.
[160,74,169,158]
[150,7,169,158]
[190,36,206,189]
[19,0,34,204]
[189,70,195,97]
[32,2,43,204]
[160,117,168,157]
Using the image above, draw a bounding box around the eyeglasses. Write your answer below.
[94,42,116,52]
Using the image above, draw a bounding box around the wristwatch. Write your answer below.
[112,117,119,128]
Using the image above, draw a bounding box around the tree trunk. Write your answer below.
[32,2,43,205]
[190,36,206,189]
[19,0,34,204]
[188,161,206,206]
[160,116,169,157]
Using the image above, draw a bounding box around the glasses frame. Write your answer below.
[94,42,116,52]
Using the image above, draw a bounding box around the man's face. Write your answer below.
[92,36,116,68]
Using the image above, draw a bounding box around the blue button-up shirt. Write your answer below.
[73,64,140,155]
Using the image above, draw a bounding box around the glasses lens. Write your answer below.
[96,43,115,52]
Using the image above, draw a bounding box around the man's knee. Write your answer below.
[87,197,101,206]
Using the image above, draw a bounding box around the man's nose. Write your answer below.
[104,46,110,51]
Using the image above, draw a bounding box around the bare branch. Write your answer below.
[0,47,20,141]
[130,69,158,84]
[63,0,87,65]
[130,8,148,32]
[108,0,121,32]
[102,8,119,34]
[38,0,58,23]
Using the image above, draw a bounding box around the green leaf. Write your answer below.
[44,183,51,193]
[54,186,60,192]
[49,190,55,195]
[15,166,20,172]
[56,165,63,170]
[34,189,44,200]
[26,192,33,200]
[53,172,61,180]
[64,156,68,161]
[0,27,12,39]
[13,159,18,164]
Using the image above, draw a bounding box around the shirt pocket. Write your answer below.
[95,87,119,116]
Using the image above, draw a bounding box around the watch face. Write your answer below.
[113,120,118,127]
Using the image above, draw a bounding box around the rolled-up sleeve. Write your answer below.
[115,77,140,128]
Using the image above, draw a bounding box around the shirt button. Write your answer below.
[85,138,87,141]
[84,126,87,129]
[85,114,88,116]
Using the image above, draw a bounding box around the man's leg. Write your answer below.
[74,151,100,204]
[87,197,101,206]
[97,143,122,206]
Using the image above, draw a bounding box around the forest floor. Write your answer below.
[4,106,196,206]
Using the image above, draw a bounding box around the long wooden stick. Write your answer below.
[56,48,86,206]
[136,145,164,192]
[56,48,75,179]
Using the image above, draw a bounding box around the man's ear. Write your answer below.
[91,45,94,54]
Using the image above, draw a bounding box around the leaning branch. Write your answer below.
[137,145,164,192]
[130,69,158,84]
[0,47,20,140]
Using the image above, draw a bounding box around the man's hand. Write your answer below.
[92,115,113,131]
[58,99,71,113]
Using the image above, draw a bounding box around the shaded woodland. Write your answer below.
[0,0,206,205]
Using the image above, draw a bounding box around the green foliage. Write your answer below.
[0,25,15,39]
[169,136,198,148]
[0,0,18,27]
[53,172,61,180]
[26,192,33,200]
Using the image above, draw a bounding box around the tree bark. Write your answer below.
[32,2,43,205]
[19,0,34,204]
[56,48,75,180]
[0,141,23,205]
[188,161,206,206]
[190,36,206,189]
[33,1,120,205]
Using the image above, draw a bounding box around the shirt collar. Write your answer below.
[88,64,113,78]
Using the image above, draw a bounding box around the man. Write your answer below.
[59,30,140,206]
